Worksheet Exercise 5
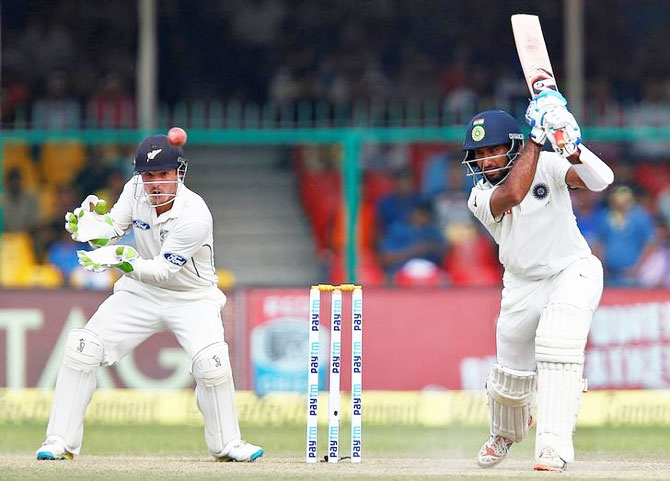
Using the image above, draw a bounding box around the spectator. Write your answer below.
[33,184,78,262]
[31,71,80,129]
[87,73,135,128]
[46,230,81,283]
[594,185,655,286]
[95,168,126,205]
[375,168,423,237]
[443,220,500,287]
[4,169,39,232]
[571,189,607,246]
[74,146,112,199]
[378,201,445,277]
[637,218,670,288]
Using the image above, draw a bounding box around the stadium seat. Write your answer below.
[3,142,38,190]
[0,232,37,287]
[27,264,64,288]
[216,268,236,290]
[39,141,86,185]
[329,249,385,287]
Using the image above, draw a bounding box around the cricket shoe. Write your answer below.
[533,447,566,472]
[35,437,73,461]
[215,440,264,462]
[477,434,513,468]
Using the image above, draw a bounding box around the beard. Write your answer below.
[483,168,508,185]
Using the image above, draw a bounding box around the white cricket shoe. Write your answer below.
[477,434,513,468]
[35,437,73,461]
[533,447,567,472]
[215,440,264,462]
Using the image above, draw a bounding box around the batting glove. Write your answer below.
[65,195,116,247]
[541,108,582,157]
[525,91,581,156]
[77,245,138,273]
[525,91,568,145]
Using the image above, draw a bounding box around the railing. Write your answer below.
[7,98,670,131]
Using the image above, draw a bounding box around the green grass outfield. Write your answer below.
[2,423,670,480]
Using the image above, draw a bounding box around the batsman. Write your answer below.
[35,132,263,462]
[462,93,614,471]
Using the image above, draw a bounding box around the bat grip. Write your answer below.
[554,129,566,148]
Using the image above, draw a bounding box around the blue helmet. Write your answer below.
[461,110,524,186]
[133,134,189,207]
[134,135,187,173]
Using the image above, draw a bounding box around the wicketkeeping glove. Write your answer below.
[77,245,138,273]
[65,195,116,247]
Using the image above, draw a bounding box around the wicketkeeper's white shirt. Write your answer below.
[107,177,224,299]
[468,151,591,280]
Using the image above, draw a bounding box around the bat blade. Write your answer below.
[511,14,559,97]
[512,14,566,147]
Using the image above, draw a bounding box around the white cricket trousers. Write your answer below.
[45,281,229,454]
[496,254,604,370]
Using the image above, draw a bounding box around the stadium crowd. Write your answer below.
[1,0,670,288]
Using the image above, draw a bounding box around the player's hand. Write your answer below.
[525,91,567,145]
[77,245,138,273]
[525,91,581,156]
[541,107,582,157]
[65,195,115,247]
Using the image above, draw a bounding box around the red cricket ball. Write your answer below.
[167,127,187,147]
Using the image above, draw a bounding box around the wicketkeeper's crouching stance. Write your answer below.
[36,133,263,462]
[462,92,614,471]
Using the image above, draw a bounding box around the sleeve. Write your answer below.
[540,152,572,187]
[107,178,137,237]
[125,220,210,286]
[467,185,501,225]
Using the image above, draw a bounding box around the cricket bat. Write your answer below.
[511,14,565,147]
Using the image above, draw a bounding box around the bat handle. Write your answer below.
[554,129,566,148]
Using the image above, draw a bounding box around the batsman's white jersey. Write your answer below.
[467,150,603,368]
[467,151,591,280]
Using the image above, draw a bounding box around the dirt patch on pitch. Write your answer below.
[2,454,669,480]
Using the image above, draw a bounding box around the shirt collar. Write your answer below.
[154,186,187,224]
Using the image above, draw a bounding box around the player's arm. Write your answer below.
[125,220,210,285]
[65,180,134,247]
[565,145,614,191]
[489,140,543,218]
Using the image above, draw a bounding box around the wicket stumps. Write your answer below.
[306,284,363,464]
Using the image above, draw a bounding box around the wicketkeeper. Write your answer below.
[36,133,263,462]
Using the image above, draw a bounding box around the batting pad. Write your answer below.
[486,364,536,442]
[191,341,241,456]
[535,302,592,463]
[46,328,104,455]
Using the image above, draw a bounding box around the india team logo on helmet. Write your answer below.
[471,118,486,142]
[461,110,524,187]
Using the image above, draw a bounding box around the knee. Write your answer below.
[192,342,232,386]
[536,303,591,364]
[64,328,104,372]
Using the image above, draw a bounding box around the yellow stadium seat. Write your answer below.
[39,141,86,186]
[3,142,38,190]
[216,269,236,290]
[36,183,57,222]
[28,264,64,288]
[0,232,37,287]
